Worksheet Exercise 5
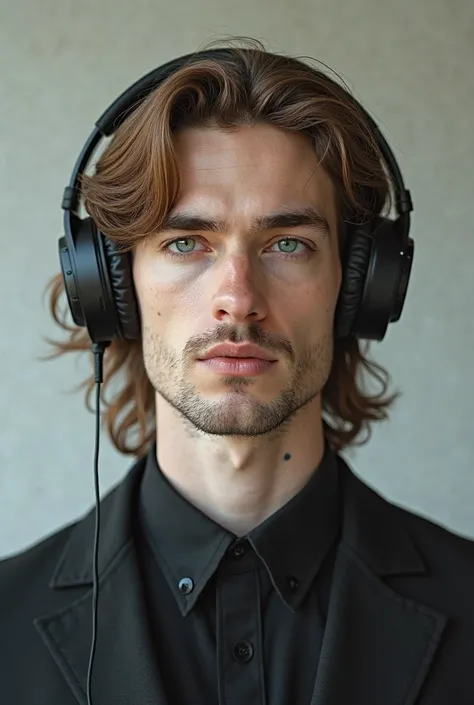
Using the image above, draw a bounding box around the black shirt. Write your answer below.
[135,441,342,705]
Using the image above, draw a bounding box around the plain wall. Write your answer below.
[1,0,473,558]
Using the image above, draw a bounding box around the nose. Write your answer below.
[209,252,268,325]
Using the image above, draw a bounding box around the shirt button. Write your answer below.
[287,576,299,592]
[178,577,194,595]
[231,542,246,558]
[232,640,254,663]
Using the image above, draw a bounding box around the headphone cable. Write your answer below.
[87,341,110,705]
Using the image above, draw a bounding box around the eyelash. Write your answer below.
[160,237,313,261]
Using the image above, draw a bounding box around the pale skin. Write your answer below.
[132,123,342,537]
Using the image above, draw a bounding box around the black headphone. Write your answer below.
[58,48,414,343]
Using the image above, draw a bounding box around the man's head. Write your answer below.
[47,40,398,456]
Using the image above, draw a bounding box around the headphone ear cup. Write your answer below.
[335,225,373,340]
[101,234,141,341]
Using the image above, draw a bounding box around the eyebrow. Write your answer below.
[158,206,330,237]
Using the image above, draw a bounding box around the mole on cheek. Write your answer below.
[283,453,291,461]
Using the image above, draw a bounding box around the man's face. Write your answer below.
[132,123,342,438]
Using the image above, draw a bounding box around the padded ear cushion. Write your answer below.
[335,226,373,339]
[102,235,141,340]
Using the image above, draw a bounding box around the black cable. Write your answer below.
[87,342,109,705]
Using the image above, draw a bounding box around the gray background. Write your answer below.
[1,0,473,559]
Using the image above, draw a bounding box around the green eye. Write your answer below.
[162,236,313,260]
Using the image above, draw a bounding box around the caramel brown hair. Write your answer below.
[44,38,399,458]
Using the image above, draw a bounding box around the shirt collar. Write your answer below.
[138,441,341,616]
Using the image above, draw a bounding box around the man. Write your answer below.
[1,42,473,705]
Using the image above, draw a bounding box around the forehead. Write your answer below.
[172,124,337,216]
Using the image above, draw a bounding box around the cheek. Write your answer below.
[133,248,169,321]
[133,255,160,327]
[315,252,342,321]
[296,265,339,320]
[133,261,199,335]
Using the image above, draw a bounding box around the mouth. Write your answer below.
[198,356,276,377]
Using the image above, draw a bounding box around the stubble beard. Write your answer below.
[142,328,333,439]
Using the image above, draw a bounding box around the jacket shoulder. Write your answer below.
[346,459,474,564]
[0,519,78,599]
[0,454,146,616]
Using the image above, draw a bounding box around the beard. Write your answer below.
[142,326,333,440]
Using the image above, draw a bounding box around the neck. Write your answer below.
[154,395,326,536]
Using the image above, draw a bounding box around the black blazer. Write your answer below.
[1,454,474,705]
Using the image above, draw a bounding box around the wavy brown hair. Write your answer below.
[44,38,399,458]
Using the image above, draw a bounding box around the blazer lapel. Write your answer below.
[34,457,169,705]
[311,458,448,705]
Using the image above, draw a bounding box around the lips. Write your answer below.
[199,357,275,376]
[200,344,276,361]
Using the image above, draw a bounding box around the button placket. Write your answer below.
[217,563,264,703]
